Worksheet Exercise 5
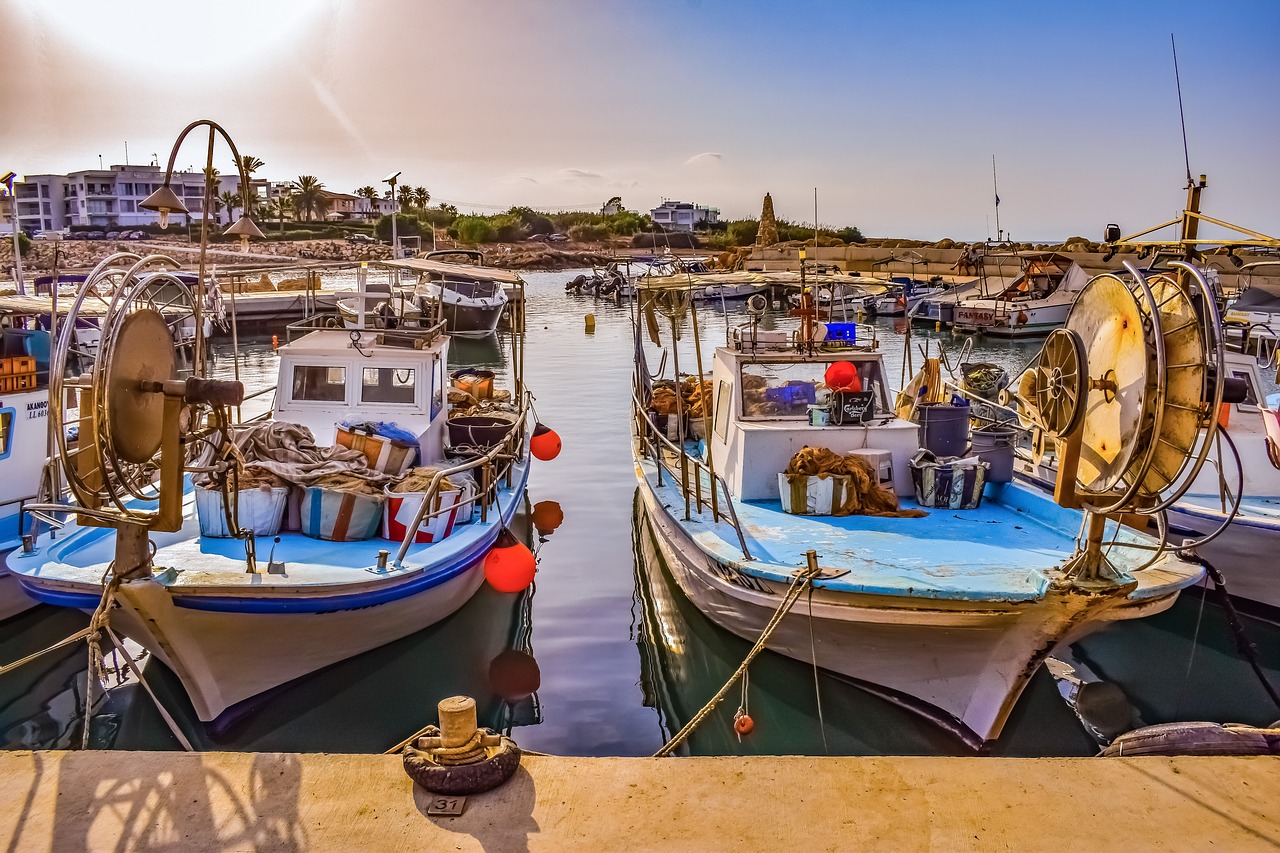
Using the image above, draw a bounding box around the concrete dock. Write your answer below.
[1,751,1277,851]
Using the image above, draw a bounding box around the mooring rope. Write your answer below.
[652,559,822,757]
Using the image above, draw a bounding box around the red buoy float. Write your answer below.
[824,361,861,393]
[531,500,564,536]
[483,529,537,593]
[733,712,755,737]
[530,423,562,461]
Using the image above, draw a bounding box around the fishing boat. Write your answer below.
[786,276,890,313]
[867,278,946,317]
[632,264,1221,745]
[951,252,1088,337]
[401,251,514,335]
[9,257,539,723]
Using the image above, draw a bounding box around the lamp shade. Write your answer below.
[138,184,190,215]
[225,215,266,240]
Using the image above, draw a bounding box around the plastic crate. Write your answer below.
[824,322,858,342]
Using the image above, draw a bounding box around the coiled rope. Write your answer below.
[652,553,823,757]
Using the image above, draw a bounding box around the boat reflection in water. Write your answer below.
[448,332,505,370]
[632,493,1117,757]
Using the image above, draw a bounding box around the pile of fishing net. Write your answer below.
[784,447,926,518]
[391,467,460,494]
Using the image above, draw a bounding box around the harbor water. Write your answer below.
[1,270,1277,757]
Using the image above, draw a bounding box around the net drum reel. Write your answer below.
[31,253,245,580]
[1009,261,1228,586]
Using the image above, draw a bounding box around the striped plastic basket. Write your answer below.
[300,486,386,541]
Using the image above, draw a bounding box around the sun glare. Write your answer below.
[21,0,329,74]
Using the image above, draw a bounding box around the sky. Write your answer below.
[1,0,1277,242]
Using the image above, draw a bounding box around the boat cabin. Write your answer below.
[707,325,920,500]
[273,325,449,463]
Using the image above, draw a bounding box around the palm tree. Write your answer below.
[219,190,241,225]
[412,186,431,209]
[266,194,294,234]
[355,185,379,220]
[238,155,264,212]
[293,175,325,222]
[396,184,414,213]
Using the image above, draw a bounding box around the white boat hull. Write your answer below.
[1166,499,1280,612]
[103,564,486,721]
[635,473,1182,744]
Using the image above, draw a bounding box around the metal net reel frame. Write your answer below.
[48,253,197,524]
[1075,261,1226,517]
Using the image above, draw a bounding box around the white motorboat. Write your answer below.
[396,251,514,336]
[951,253,1088,337]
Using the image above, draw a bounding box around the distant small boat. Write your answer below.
[951,252,1087,337]
[393,251,515,336]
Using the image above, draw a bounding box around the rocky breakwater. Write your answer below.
[0,238,395,278]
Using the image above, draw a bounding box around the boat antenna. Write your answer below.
[991,155,1002,242]
[1171,33,1193,189]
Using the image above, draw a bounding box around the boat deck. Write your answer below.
[734,493,1066,602]
[641,460,1189,604]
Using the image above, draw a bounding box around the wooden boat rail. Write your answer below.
[633,394,751,561]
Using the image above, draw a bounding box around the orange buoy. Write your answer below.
[733,713,755,737]
[531,500,564,536]
[483,529,537,593]
[272,334,279,350]
[488,649,541,701]
[530,423,562,461]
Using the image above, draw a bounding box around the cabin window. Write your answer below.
[740,360,887,418]
[714,381,731,440]
[361,367,416,404]
[291,365,347,403]
[0,408,13,460]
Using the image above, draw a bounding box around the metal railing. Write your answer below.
[632,396,751,561]
[391,397,530,566]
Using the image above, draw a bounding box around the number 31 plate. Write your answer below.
[427,795,467,816]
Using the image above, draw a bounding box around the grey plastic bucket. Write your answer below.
[971,424,1017,483]
[918,402,971,458]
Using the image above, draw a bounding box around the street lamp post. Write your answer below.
[1,171,25,295]
[384,171,401,258]
[140,120,265,378]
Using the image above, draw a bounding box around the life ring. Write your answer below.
[403,726,523,795]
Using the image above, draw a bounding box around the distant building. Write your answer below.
[12,165,212,232]
[601,198,623,216]
[649,200,720,232]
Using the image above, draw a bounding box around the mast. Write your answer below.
[992,155,1002,242]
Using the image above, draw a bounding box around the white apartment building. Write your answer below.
[649,200,720,232]
[13,165,213,233]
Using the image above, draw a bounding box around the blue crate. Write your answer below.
[824,322,858,342]
[764,384,817,406]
